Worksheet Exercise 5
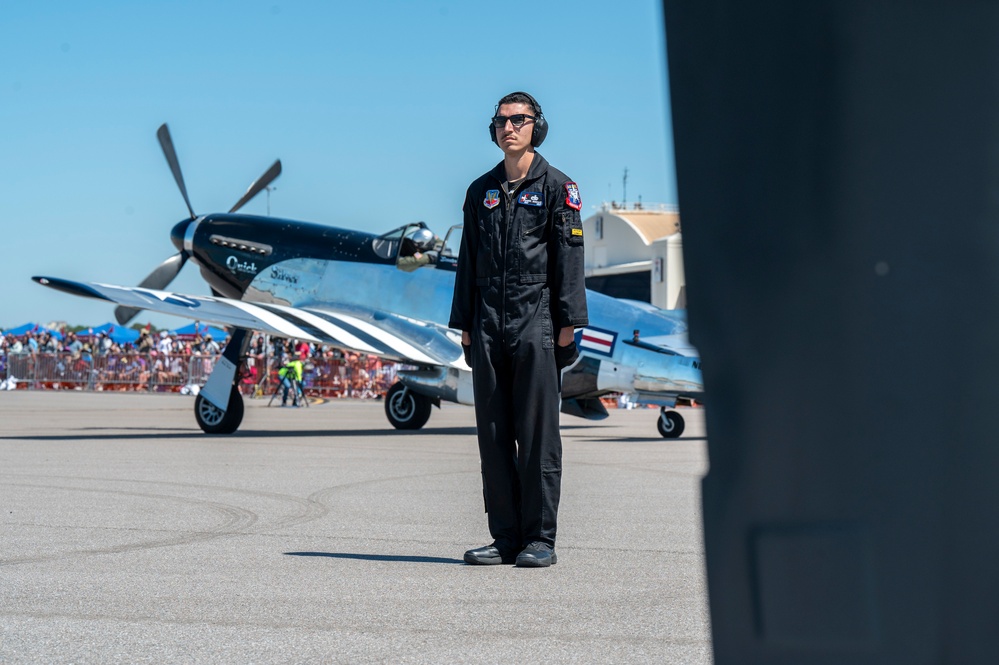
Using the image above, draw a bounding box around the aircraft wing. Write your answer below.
[33,276,467,369]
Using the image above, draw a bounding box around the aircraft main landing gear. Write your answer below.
[195,385,244,434]
[385,382,432,430]
[193,328,252,434]
[657,408,685,439]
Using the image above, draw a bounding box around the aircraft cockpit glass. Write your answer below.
[439,225,462,259]
[371,224,409,260]
[392,223,445,272]
[375,222,459,272]
[373,222,436,260]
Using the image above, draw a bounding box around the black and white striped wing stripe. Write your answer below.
[32,276,465,368]
[253,303,446,365]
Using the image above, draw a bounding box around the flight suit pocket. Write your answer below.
[523,220,547,237]
[561,211,583,247]
[475,215,495,279]
[520,209,549,282]
[540,289,553,349]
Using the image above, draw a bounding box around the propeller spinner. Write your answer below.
[114,124,281,325]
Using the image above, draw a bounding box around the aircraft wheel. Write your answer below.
[657,409,685,439]
[385,382,432,430]
[195,386,244,434]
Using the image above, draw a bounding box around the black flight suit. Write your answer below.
[449,153,588,552]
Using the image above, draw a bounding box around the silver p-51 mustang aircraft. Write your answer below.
[34,125,703,437]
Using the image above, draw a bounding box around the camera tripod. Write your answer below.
[267,376,309,408]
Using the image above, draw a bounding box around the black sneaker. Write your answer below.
[515,542,557,567]
[464,543,517,565]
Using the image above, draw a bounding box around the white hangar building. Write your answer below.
[582,203,686,310]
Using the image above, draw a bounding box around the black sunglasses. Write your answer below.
[491,114,536,128]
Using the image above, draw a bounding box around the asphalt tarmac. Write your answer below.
[0,392,711,664]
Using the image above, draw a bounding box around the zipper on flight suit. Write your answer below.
[500,184,514,343]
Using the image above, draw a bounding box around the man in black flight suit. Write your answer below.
[450,91,588,568]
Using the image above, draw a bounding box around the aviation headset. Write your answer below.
[489,91,549,147]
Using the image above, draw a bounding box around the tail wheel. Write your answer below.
[657,409,685,439]
[385,382,432,430]
[195,386,244,434]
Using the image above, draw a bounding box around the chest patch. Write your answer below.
[564,182,582,210]
[484,189,500,209]
[518,191,544,207]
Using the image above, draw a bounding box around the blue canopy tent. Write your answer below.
[77,323,140,345]
[3,322,63,340]
[168,322,229,340]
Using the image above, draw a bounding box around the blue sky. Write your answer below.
[1,1,676,330]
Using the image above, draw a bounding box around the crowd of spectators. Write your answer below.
[0,328,397,399]
[0,328,225,358]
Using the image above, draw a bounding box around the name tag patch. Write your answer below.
[571,228,583,236]
[518,191,544,207]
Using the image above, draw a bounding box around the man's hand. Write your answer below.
[460,331,472,367]
[557,326,575,347]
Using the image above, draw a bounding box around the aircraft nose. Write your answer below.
[170,218,192,252]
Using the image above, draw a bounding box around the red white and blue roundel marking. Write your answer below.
[575,325,617,357]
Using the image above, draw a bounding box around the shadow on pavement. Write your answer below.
[574,435,709,443]
[3,426,478,441]
[284,551,465,565]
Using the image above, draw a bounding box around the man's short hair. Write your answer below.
[497,92,540,116]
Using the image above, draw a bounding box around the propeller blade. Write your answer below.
[229,159,282,213]
[113,251,188,325]
[157,123,196,219]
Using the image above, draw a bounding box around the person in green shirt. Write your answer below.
[277,355,304,406]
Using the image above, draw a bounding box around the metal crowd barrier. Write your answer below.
[0,352,399,398]
[296,359,399,399]
[255,357,399,399]
[0,352,221,392]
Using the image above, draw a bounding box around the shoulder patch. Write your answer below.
[484,189,500,209]
[564,182,582,210]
